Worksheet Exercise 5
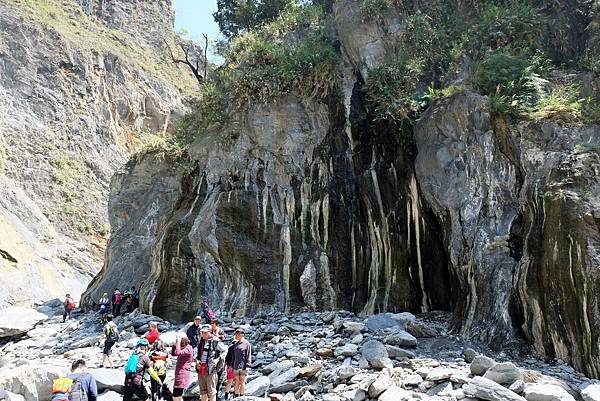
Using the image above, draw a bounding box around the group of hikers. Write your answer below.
[56,295,252,401]
[62,284,144,324]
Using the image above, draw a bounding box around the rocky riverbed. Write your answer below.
[0,301,598,401]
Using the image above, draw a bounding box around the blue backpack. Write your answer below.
[124,353,141,374]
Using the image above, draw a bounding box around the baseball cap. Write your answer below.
[194,316,202,321]
[200,324,211,332]
[235,327,245,334]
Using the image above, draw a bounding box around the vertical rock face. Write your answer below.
[0,0,192,307]
[414,92,600,378]
[84,0,600,378]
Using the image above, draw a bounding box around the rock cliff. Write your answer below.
[0,0,195,307]
[83,0,600,378]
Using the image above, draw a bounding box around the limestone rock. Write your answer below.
[581,381,600,401]
[405,320,438,338]
[0,308,48,338]
[361,340,388,364]
[463,376,526,401]
[365,314,404,332]
[368,375,393,398]
[383,331,417,348]
[88,368,124,393]
[334,344,358,357]
[0,364,65,401]
[483,362,523,385]
[378,385,412,401]
[471,355,496,376]
[522,384,576,401]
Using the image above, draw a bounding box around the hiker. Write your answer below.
[63,293,76,322]
[171,335,194,401]
[124,292,135,314]
[101,315,119,368]
[123,339,162,401]
[52,359,99,401]
[149,340,169,401]
[224,338,237,400]
[196,324,226,401]
[112,289,122,317]
[231,328,251,398]
[210,319,225,342]
[98,293,110,323]
[145,321,160,345]
[199,300,215,324]
[186,316,202,350]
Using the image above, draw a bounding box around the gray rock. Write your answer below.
[378,385,412,401]
[361,340,387,363]
[365,314,404,332]
[426,367,455,382]
[403,374,423,386]
[370,357,393,370]
[368,374,393,398]
[342,388,366,401]
[427,381,453,397]
[0,364,64,401]
[270,380,308,393]
[522,384,576,401]
[97,391,122,401]
[338,366,356,381]
[385,345,415,359]
[405,320,438,338]
[581,381,600,401]
[383,331,417,348]
[463,348,478,363]
[483,362,523,385]
[270,367,301,388]
[0,308,48,338]
[88,368,124,393]
[510,380,526,394]
[470,355,496,376]
[334,344,359,357]
[463,376,526,401]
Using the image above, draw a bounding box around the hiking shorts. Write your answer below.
[234,369,248,381]
[123,384,148,401]
[103,341,115,356]
[172,388,184,397]
[226,366,234,381]
[198,371,217,397]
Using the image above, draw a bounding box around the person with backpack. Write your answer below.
[52,359,98,401]
[171,335,193,401]
[196,324,226,401]
[231,328,251,398]
[101,315,119,368]
[63,294,76,322]
[112,289,122,317]
[148,340,169,401]
[123,339,162,401]
[98,293,110,323]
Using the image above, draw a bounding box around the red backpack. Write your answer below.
[66,297,76,310]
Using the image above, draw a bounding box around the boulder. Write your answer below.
[88,368,124,392]
[378,385,412,401]
[510,380,526,394]
[320,312,336,323]
[522,384,576,401]
[385,345,415,359]
[365,314,404,332]
[0,308,48,338]
[270,380,307,393]
[427,381,453,396]
[342,321,365,333]
[483,362,523,385]
[463,348,478,363]
[405,320,438,338]
[299,364,321,379]
[341,388,366,401]
[270,367,301,388]
[361,340,388,364]
[470,355,496,376]
[403,374,423,386]
[338,366,356,381]
[426,367,454,382]
[368,375,393,398]
[370,357,393,370]
[390,312,416,323]
[0,364,65,401]
[383,331,417,348]
[581,381,600,401]
[463,376,526,401]
[334,344,358,357]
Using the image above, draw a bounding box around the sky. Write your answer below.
[173,0,223,61]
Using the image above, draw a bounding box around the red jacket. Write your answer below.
[145,329,160,345]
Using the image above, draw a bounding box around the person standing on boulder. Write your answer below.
[171,335,194,401]
[231,328,251,398]
[101,315,119,368]
[63,293,76,322]
[196,324,226,401]
[112,289,122,317]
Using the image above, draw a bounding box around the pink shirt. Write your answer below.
[172,342,194,389]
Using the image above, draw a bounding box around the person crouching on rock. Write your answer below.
[231,328,251,398]
[123,339,162,401]
[171,334,194,401]
[98,293,110,323]
[196,324,226,401]
[63,293,76,322]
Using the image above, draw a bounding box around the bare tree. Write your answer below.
[164,34,209,85]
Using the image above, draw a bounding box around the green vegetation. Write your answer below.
[214,0,296,38]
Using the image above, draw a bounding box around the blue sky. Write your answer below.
[173,0,222,61]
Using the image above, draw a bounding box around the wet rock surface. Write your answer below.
[0,303,595,401]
